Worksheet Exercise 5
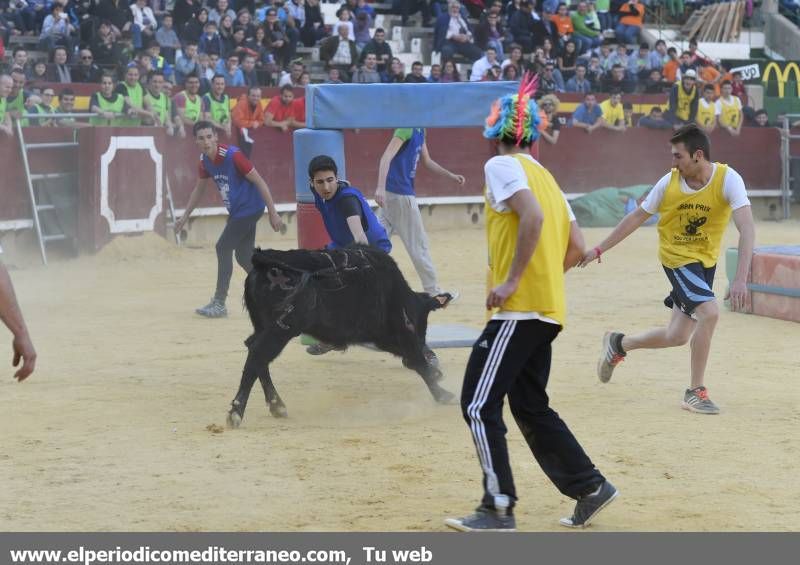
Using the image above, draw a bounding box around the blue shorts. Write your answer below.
[663,262,717,317]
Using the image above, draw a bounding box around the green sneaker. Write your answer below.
[682,386,720,415]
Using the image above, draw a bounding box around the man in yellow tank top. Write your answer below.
[581,124,755,415]
[717,80,743,136]
[695,84,719,134]
[446,77,618,533]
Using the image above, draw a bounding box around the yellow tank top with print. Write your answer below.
[695,99,716,128]
[657,163,732,269]
[676,83,696,121]
[718,96,741,128]
[485,154,570,326]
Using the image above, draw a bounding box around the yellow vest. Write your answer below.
[657,163,732,269]
[718,96,741,128]
[485,154,570,326]
[676,83,696,121]
[696,99,716,127]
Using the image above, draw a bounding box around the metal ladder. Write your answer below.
[16,117,79,265]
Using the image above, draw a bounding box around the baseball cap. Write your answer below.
[684,69,697,78]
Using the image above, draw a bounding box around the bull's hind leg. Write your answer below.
[258,368,288,419]
[227,331,293,428]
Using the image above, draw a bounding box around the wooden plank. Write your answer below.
[734,0,746,41]
[722,2,735,42]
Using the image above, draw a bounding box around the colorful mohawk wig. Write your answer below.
[483,73,541,146]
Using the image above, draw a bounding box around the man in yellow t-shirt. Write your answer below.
[582,124,755,415]
[599,90,626,132]
[446,82,617,533]
[695,83,719,134]
[717,80,743,136]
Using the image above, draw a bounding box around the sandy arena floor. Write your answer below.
[1,220,798,532]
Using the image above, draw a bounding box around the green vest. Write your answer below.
[8,90,27,127]
[177,91,202,122]
[32,104,53,126]
[145,91,170,125]
[0,97,6,125]
[203,93,230,124]
[90,93,126,126]
[117,82,144,126]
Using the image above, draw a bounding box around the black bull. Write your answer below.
[226,245,456,427]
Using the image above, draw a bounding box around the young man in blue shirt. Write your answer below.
[174,121,284,318]
[375,128,464,302]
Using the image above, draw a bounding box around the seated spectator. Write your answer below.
[696,83,719,134]
[474,9,505,59]
[649,39,669,72]
[265,10,299,68]
[265,84,304,132]
[231,86,265,155]
[405,61,427,83]
[326,68,344,84]
[428,64,443,82]
[175,42,200,85]
[353,11,372,51]
[717,80,742,136]
[280,62,306,87]
[615,0,644,46]
[46,46,72,83]
[557,40,579,81]
[595,0,614,32]
[173,0,202,31]
[687,38,712,68]
[39,3,75,54]
[502,64,519,81]
[508,0,537,53]
[585,55,603,88]
[387,58,406,83]
[182,8,209,44]
[28,61,48,84]
[394,0,432,27]
[435,1,483,62]
[607,43,629,70]
[234,8,256,39]
[320,25,358,82]
[572,92,603,132]
[599,90,625,131]
[209,0,236,25]
[539,93,564,145]
[662,47,680,83]
[500,44,524,78]
[199,21,223,56]
[753,109,770,128]
[156,13,182,64]
[353,53,382,83]
[602,64,633,93]
[92,19,125,67]
[94,0,134,38]
[628,42,652,81]
[218,15,236,54]
[360,28,393,76]
[470,46,499,82]
[146,40,175,84]
[301,0,328,47]
[566,64,592,93]
[130,0,158,50]
[218,53,245,86]
[440,59,460,82]
[331,7,355,41]
[483,64,502,81]
[539,62,564,94]
[571,2,601,52]
[240,54,259,87]
[643,69,670,94]
[72,49,103,83]
[676,50,694,80]
[666,69,698,127]
[637,106,671,129]
[287,0,307,37]
[550,3,575,49]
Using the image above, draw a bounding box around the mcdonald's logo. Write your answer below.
[762,62,800,98]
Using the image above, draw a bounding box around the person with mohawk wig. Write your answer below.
[445,74,619,532]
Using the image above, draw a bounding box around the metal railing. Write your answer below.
[780,113,800,220]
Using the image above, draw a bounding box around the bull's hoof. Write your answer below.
[434,388,457,405]
[269,401,288,418]
[227,410,243,429]
[428,366,444,382]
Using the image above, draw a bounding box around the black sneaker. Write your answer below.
[559,481,619,528]
[445,506,516,532]
[195,299,227,318]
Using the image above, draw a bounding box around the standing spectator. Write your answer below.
[572,91,603,132]
[440,59,460,82]
[717,80,742,136]
[90,73,130,126]
[687,38,712,68]
[301,0,327,47]
[202,74,231,136]
[666,69,698,128]
[359,27,393,76]
[435,1,483,62]
[320,24,358,82]
[144,70,181,136]
[539,93,565,145]
[0,260,36,381]
[264,83,303,131]
[218,53,245,86]
[72,48,102,83]
[615,0,643,45]
[173,0,202,31]
[39,3,75,53]
[571,2,601,51]
[209,0,235,25]
[474,9,505,58]
[565,63,592,93]
[470,46,499,82]
[599,89,626,131]
[0,74,13,137]
[130,0,157,50]
[156,13,182,63]
[637,106,672,130]
[47,46,72,83]
[115,64,151,126]
[175,41,200,84]
[174,74,203,129]
[696,83,718,134]
[405,60,427,83]
[352,52,382,83]
[231,86,265,156]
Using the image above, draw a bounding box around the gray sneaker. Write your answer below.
[445,506,516,532]
[682,386,720,415]
[306,342,337,355]
[597,332,625,383]
[195,299,227,318]
[559,481,619,528]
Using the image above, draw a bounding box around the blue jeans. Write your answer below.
[573,33,601,51]
[615,23,641,45]
[598,12,616,31]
